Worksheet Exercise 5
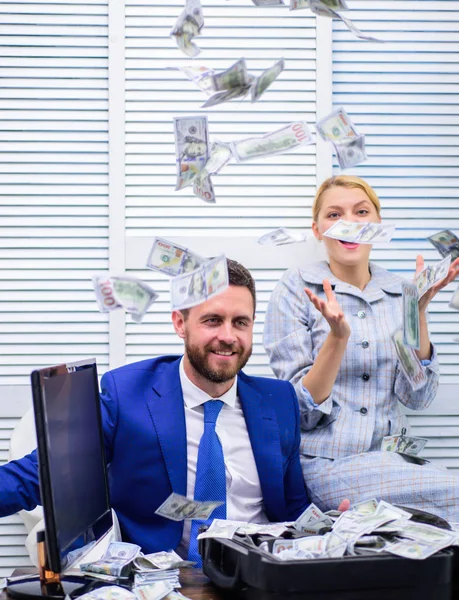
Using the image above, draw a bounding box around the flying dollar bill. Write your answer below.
[258,227,307,246]
[199,140,233,177]
[170,0,204,58]
[391,328,427,391]
[202,86,250,108]
[191,141,233,203]
[334,134,368,169]
[428,229,459,261]
[92,275,159,323]
[178,65,216,96]
[402,281,420,350]
[316,109,368,169]
[182,58,284,107]
[170,255,229,310]
[155,492,223,522]
[146,238,205,277]
[290,0,347,9]
[174,115,209,191]
[251,59,285,102]
[323,220,395,244]
[316,107,358,142]
[192,174,215,203]
[253,0,285,5]
[213,57,249,92]
[414,255,451,298]
[231,121,313,162]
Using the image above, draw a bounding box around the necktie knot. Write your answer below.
[204,399,224,424]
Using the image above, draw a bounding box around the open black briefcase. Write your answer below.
[200,536,453,600]
[199,506,456,600]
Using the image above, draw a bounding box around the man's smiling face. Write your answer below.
[173,285,254,388]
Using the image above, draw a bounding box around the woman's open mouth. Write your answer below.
[339,240,360,250]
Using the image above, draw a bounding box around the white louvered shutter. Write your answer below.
[332,0,459,469]
[124,0,319,375]
[0,0,109,573]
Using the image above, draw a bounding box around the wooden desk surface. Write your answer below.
[179,568,225,600]
[4,568,225,600]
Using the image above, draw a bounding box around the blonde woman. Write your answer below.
[263,175,459,520]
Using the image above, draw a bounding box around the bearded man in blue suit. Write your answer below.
[0,259,346,562]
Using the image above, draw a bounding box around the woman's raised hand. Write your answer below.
[304,279,351,339]
[416,255,459,314]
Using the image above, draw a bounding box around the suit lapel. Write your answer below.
[146,358,187,497]
[238,374,286,520]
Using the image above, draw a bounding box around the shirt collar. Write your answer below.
[179,356,237,410]
[299,260,403,301]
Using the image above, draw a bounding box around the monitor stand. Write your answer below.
[7,533,112,600]
[7,574,111,600]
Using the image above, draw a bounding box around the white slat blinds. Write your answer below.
[0,0,110,387]
[0,0,109,574]
[124,1,319,373]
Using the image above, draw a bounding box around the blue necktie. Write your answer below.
[188,400,226,567]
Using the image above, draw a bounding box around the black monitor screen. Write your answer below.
[32,359,112,573]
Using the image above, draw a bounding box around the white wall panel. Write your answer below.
[0,0,110,388]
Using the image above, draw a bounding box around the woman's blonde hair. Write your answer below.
[312,175,381,222]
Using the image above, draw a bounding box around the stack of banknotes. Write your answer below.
[79,542,193,600]
[197,500,459,561]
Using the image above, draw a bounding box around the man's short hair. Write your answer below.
[180,258,256,318]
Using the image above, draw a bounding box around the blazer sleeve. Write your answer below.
[99,370,120,465]
[0,450,41,517]
[283,382,310,520]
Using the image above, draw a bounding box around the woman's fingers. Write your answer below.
[322,279,335,303]
[414,254,424,278]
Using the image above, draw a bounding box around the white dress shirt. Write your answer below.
[176,358,268,558]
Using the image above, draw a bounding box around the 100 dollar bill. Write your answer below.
[174,115,209,191]
[170,255,229,310]
[146,237,205,276]
[231,121,313,162]
[402,281,420,350]
[391,328,427,391]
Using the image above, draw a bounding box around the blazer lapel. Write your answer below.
[238,374,287,520]
[146,358,187,497]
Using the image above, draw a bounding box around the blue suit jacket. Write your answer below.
[0,356,309,553]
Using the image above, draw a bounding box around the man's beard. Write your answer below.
[185,340,252,384]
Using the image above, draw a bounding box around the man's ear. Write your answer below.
[172,310,186,339]
[312,221,321,241]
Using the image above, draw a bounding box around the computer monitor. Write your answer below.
[7,359,113,600]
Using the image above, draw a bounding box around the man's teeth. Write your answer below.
[214,351,233,356]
